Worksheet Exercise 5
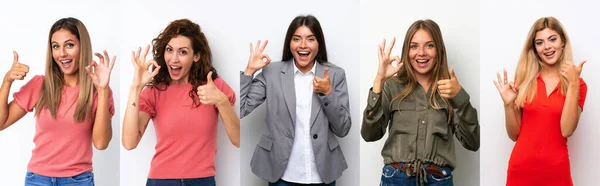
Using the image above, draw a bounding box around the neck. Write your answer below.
[63,73,78,87]
[295,60,315,74]
[415,72,432,93]
[540,63,559,78]
[171,76,189,85]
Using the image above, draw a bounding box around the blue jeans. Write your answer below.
[380,164,453,186]
[24,171,94,186]
[269,179,336,186]
[146,176,216,186]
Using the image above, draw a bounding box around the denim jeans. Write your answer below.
[24,171,94,186]
[269,179,336,186]
[146,176,216,186]
[380,164,453,186]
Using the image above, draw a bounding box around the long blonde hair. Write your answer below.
[514,17,572,107]
[35,17,94,122]
[391,19,453,122]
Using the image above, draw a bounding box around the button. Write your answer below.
[423,107,427,110]
[421,121,425,124]
[373,97,377,101]
[313,134,318,139]
[324,103,329,106]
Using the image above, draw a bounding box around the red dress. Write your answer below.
[507,75,587,186]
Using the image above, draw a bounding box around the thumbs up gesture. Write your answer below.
[4,51,30,83]
[197,71,227,107]
[560,60,585,85]
[313,68,332,96]
[437,67,462,99]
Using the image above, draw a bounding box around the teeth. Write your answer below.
[170,66,181,69]
[298,51,309,55]
[60,60,72,64]
[416,59,429,63]
[544,51,555,56]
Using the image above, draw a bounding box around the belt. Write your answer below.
[390,163,447,178]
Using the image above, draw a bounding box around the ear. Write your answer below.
[193,52,201,63]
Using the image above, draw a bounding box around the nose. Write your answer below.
[171,54,180,63]
[543,42,552,50]
[59,47,67,57]
[300,39,308,48]
[417,46,427,56]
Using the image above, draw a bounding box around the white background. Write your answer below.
[359,0,480,185]
[235,0,361,185]
[0,1,120,186]
[118,0,241,186]
[480,0,600,185]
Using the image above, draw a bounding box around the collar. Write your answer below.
[292,58,317,75]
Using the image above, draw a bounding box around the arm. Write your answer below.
[504,104,522,141]
[318,69,351,137]
[450,88,480,151]
[240,71,267,118]
[559,81,584,138]
[121,86,151,150]
[217,98,240,148]
[0,82,27,131]
[91,88,112,150]
[361,78,391,142]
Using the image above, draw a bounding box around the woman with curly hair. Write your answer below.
[121,19,239,186]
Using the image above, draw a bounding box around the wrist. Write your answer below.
[216,94,230,108]
[244,67,256,76]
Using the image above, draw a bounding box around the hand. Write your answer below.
[437,67,462,99]
[131,45,160,88]
[197,71,227,107]
[376,38,402,81]
[493,68,518,106]
[560,60,585,85]
[85,50,116,89]
[3,51,29,83]
[244,40,271,75]
[314,68,332,96]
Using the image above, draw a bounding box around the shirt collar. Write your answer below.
[292,59,317,75]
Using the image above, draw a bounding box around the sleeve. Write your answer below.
[318,68,352,137]
[138,86,156,117]
[239,71,267,118]
[13,75,44,112]
[578,78,587,110]
[215,77,236,106]
[449,87,480,151]
[361,81,392,142]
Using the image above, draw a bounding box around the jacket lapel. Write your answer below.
[280,60,296,127]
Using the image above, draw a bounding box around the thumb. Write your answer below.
[324,68,329,79]
[13,51,19,64]
[449,66,456,79]
[578,60,587,69]
[206,71,214,84]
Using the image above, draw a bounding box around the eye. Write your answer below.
[426,44,434,49]
[410,45,418,49]
[308,38,316,42]
[52,45,59,49]
[292,38,300,42]
[179,50,187,55]
[535,41,543,46]
[66,43,75,48]
[166,47,173,52]
[550,37,557,42]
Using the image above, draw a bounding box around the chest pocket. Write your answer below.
[430,101,451,140]
[389,98,417,135]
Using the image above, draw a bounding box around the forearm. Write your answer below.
[122,86,143,150]
[217,98,240,148]
[0,81,12,129]
[504,104,521,141]
[92,88,112,150]
[560,84,581,138]
[450,89,480,151]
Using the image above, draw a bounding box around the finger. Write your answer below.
[85,65,93,77]
[131,50,136,65]
[438,84,450,90]
[323,68,329,79]
[503,69,508,85]
[94,52,105,65]
[259,40,268,52]
[497,72,503,86]
[578,60,586,69]
[206,71,214,84]
[255,40,261,53]
[449,66,456,79]
[110,56,117,70]
[493,80,500,90]
[439,94,450,99]
[136,46,141,60]
[437,79,449,85]
[385,37,395,55]
[103,50,111,66]
[150,66,161,77]
[395,62,403,72]
[12,51,19,64]
[249,42,254,53]
[509,82,517,92]
[142,45,150,61]
[17,63,30,73]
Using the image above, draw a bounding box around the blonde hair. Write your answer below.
[35,17,94,122]
[392,19,453,123]
[514,17,572,107]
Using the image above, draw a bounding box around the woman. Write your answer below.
[361,19,479,186]
[240,15,351,186]
[0,17,116,186]
[121,19,239,186]
[494,17,587,186]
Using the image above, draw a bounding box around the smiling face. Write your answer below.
[534,28,564,66]
[408,29,437,76]
[51,29,80,75]
[164,35,201,84]
[290,25,319,73]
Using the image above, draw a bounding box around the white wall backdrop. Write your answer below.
[359,0,481,185]
[118,0,242,186]
[0,1,120,186]
[480,0,600,185]
[234,0,361,185]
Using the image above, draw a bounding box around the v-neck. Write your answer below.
[538,74,560,98]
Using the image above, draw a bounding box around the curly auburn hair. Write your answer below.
[151,19,218,107]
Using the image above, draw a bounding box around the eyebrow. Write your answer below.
[293,34,316,38]
[51,39,76,44]
[166,44,189,50]
[535,34,558,41]
[410,41,434,44]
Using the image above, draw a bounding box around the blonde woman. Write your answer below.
[0,17,115,186]
[494,17,587,186]
[362,19,479,186]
